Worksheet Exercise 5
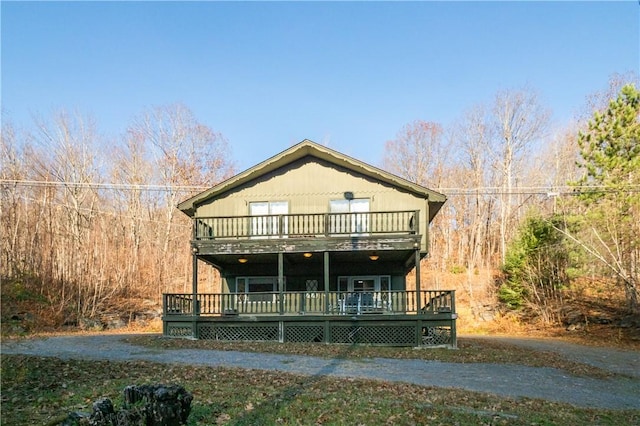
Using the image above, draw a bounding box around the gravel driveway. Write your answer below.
[3,333,640,410]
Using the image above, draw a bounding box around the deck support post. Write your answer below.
[191,250,199,339]
[192,252,198,308]
[278,252,284,315]
[324,251,330,315]
[415,248,421,313]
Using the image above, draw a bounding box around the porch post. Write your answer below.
[191,248,199,339]
[415,248,422,313]
[324,251,330,314]
[278,252,284,315]
[192,249,198,315]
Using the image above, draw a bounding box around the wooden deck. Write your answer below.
[163,290,457,347]
[194,210,419,240]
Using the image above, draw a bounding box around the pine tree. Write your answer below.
[574,84,640,313]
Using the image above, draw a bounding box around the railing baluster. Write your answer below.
[194,210,420,239]
[164,290,454,318]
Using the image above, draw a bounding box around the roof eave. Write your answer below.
[177,139,447,218]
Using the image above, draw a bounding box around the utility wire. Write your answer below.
[0,179,205,192]
[2,179,640,196]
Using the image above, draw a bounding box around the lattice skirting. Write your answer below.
[199,323,279,342]
[166,323,193,338]
[330,324,416,345]
[165,319,456,348]
[285,325,325,343]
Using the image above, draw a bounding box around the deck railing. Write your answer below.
[194,210,418,240]
[164,290,455,317]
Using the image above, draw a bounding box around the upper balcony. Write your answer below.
[191,210,422,257]
[195,210,418,239]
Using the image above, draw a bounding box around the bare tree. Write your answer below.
[456,105,497,266]
[1,104,235,328]
[382,120,447,187]
[450,105,501,301]
[580,71,639,121]
[1,118,26,276]
[29,111,106,317]
[109,129,158,296]
[382,120,453,267]
[127,104,234,294]
[1,119,66,326]
[489,88,550,263]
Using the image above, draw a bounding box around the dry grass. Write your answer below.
[430,270,640,351]
[2,354,638,426]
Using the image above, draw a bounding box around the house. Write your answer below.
[163,140,456,347]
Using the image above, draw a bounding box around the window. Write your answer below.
[342,276,383,292]
[336,275,391,294]
[352,278,375,292]
[305,279,319,299]
[249,201,288,238]
[235,277,281,302]
[380,276,390,292]
[329,198,369,235]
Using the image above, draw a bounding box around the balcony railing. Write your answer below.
[194,210,418,240]
[163,290,455,317]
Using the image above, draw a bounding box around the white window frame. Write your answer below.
[249,201,288,238]
[234,276,283,303]
[346,276,382,293]
[329,198,369,235]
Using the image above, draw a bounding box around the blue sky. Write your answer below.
[2,1,638,171]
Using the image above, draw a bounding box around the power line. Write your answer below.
[6,193,192,228]
[0,179,206,192]
[1,179,639,196]
[439,186,640,196]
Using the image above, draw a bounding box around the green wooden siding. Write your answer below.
[194,158,431,251]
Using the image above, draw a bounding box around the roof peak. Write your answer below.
[177,138,446,217]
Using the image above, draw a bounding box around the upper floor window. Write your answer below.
[249,201,288,238]
[329,198,369,234]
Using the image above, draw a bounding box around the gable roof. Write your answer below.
[178,139,446,219]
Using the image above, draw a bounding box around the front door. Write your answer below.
[338,276,391,313]
[344,276,378,312]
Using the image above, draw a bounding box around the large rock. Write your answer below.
[62,384,192,426]
[123,384,193,426]
[90,398,115,424]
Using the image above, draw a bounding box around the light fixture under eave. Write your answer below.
[238,257,248,264]
[369,253,379,261]
[303,252,313,258]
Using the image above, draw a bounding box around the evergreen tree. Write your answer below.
[498,214,570,322]
[574,84,640,313]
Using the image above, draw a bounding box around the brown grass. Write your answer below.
[3,353,638,426]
